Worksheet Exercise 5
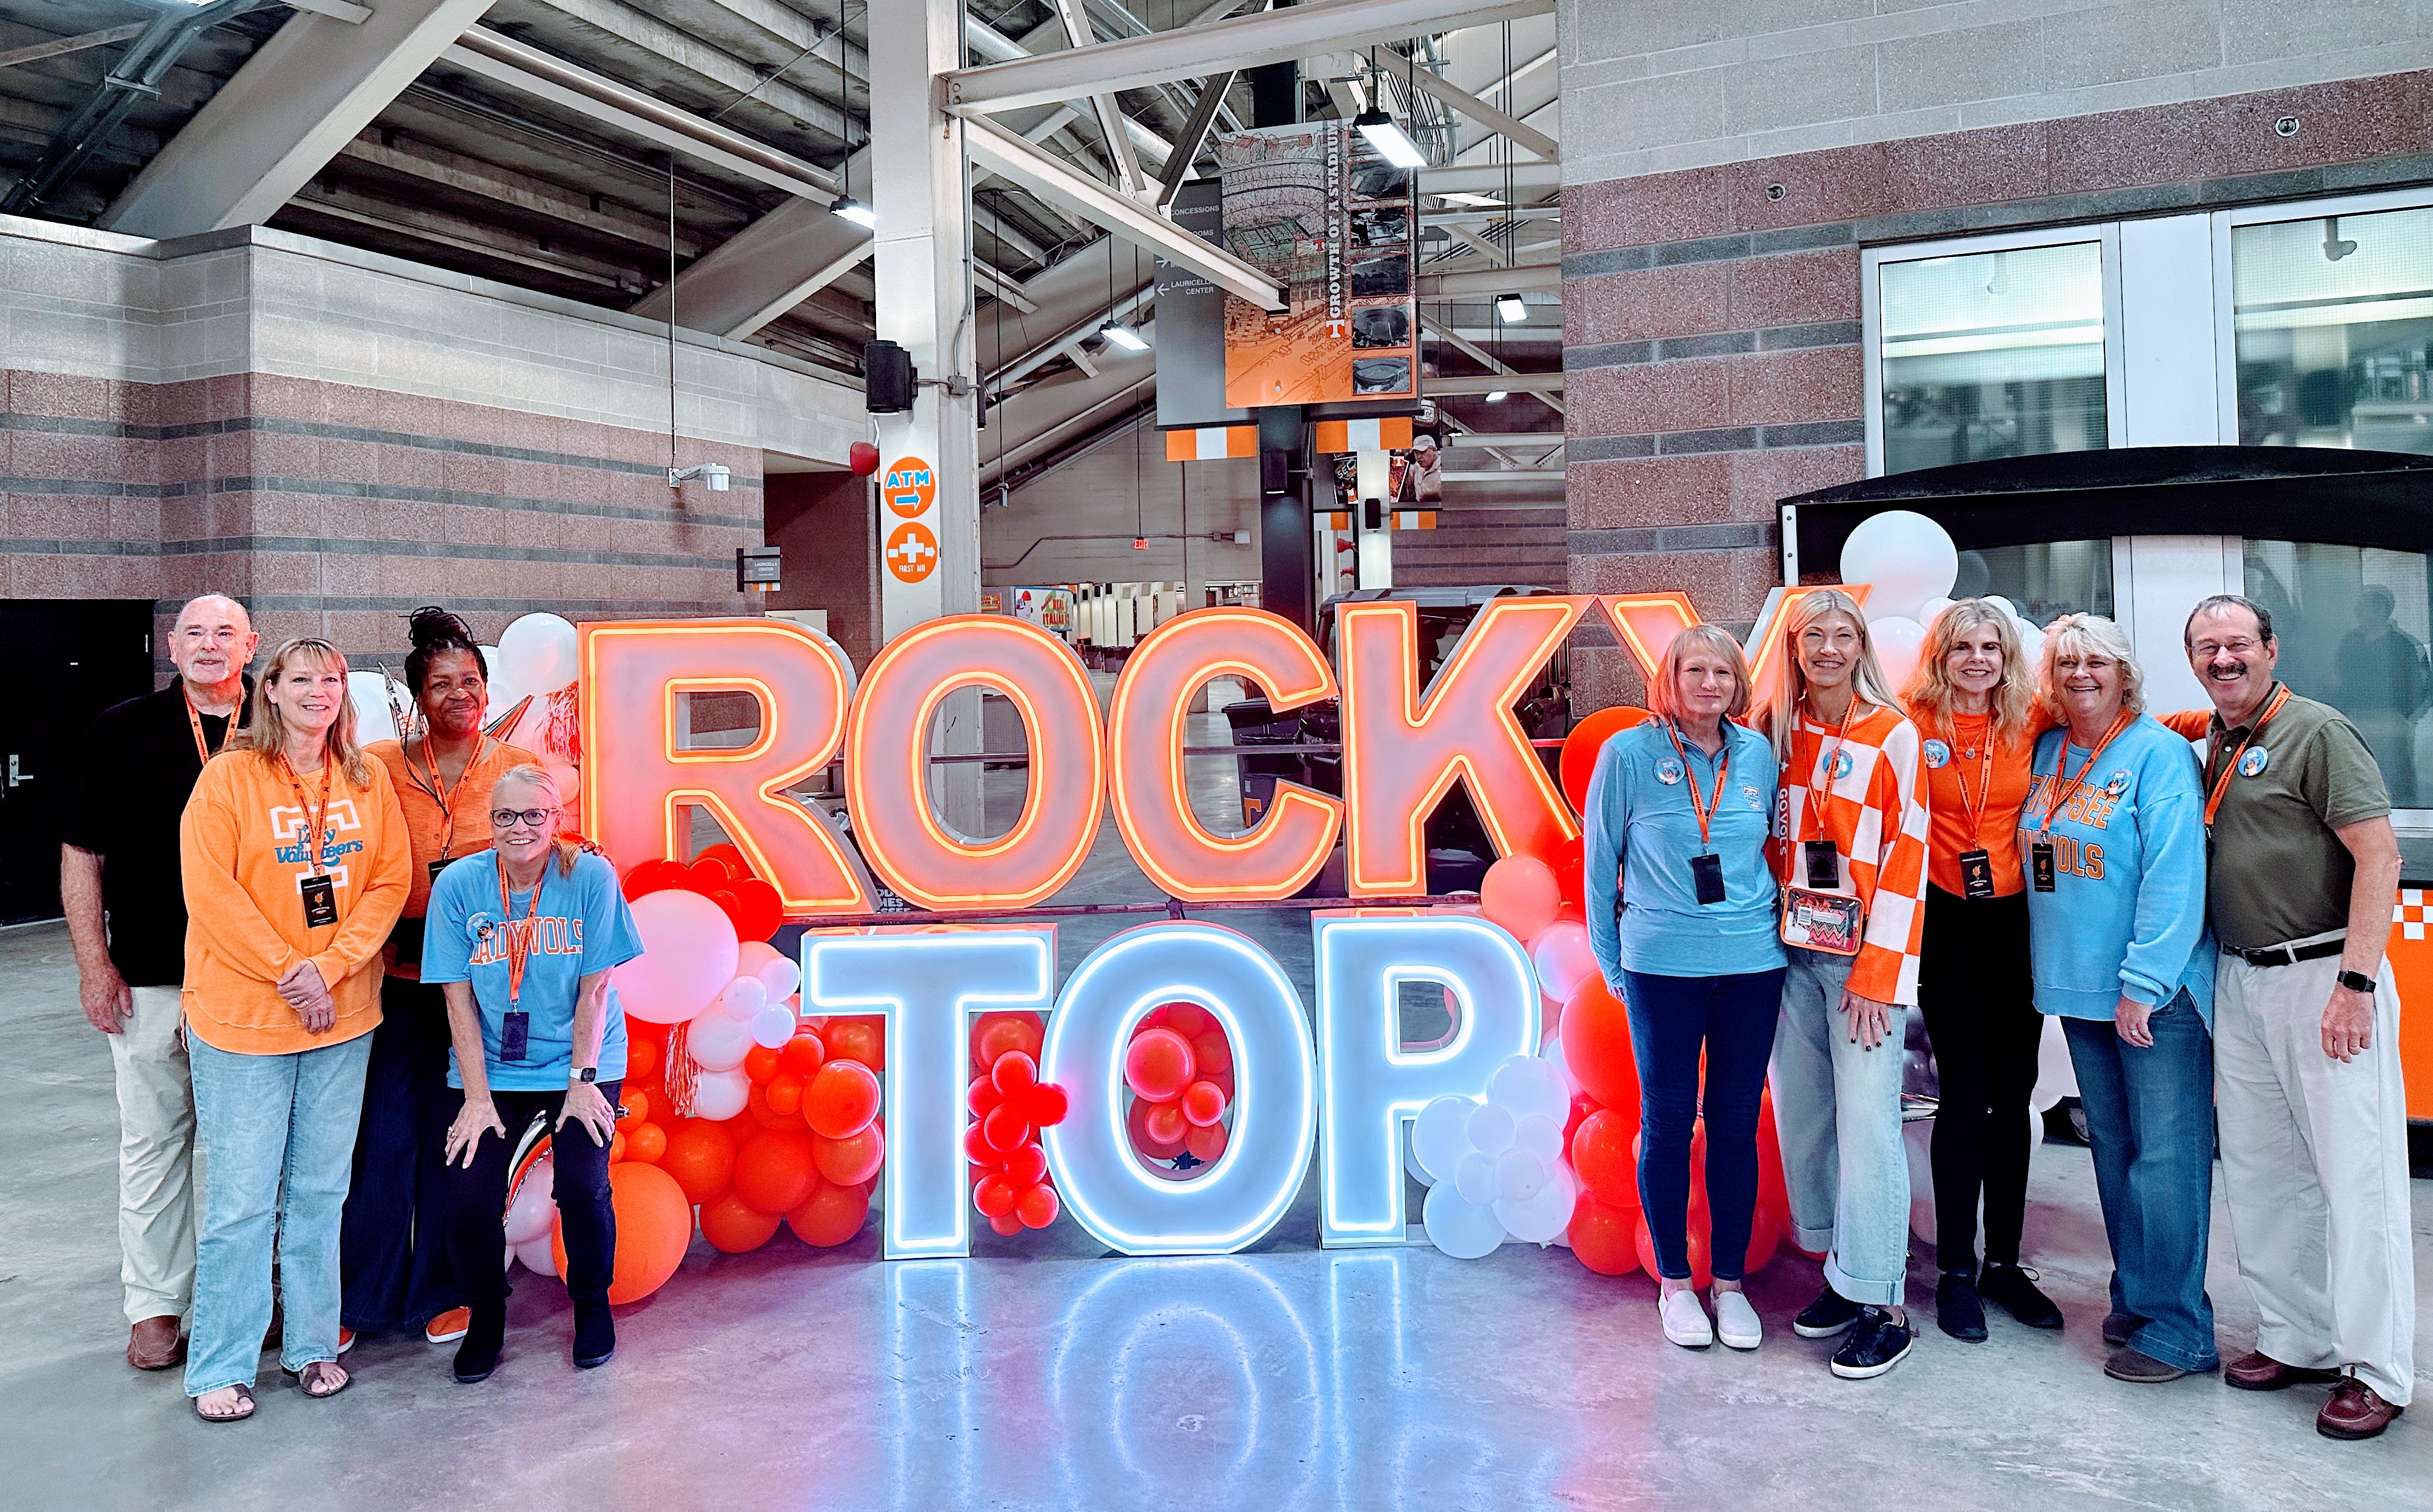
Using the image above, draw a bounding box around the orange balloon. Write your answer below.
[659,1117,737,1205]
[1559,976,1642,1114]
[804,1059,882,1139]
[1568,1106,1640,1210]
[624,1120,668,1164]
[731,1128,818,1214]
[1479,855,1563,942]
[1014,1181,1060,1229]
[765,1072,805,1117]
[618,1088,652,1126]
[744,1044,782,1085]
[813,1123,885,1186]
[972,1011,1043,1069]
[746,1082,797,1129]
[1183,1120,1228,1163]
[1142,1098,1189,1146]
[786,1181,869,1247]
[699,1191,781,1253]
[624,1037,661,1083]
[778,1030,826,1079]
[1561,705,1654,814]
[549,1161,694,1301]
[825,1016,885,1070]
[1567,1193,1643,1276]
[608,1131,627,1163]
[1634,1208,1713,1289]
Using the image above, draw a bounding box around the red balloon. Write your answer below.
[1635,1209,1713,1290]
[826,1017,885,1070]
[972,1011,1044,1068]
[1142,1098,1189,1146]
[1548,833,1585,906]
[804,1059,881,1138]
[1019,1082,1069,1127]
[1756,1093,1791,1234]
[987,1211,1024,1237]
[974,1173,1017,1218]
[982,1102,1032,1154]
[991,1051,1039,1097]
[1014,1182,1060,1229]
[1563,1092,1597,1145]
[683,856,738,892]
[763,1072,804,1117]
[1126,1096,1186,1159]
[620,858,686,900]
[968,1075,1003,1116]
[1190,1030,1233,1075]
[778,1031,826,1079]
[694,842,749,877]
[659,1117,737,1205]
[700,1190,781,1253]
[786,1182,869,1247]
[1179,1079,1227,1128]
[1123,1027,1197,1102]
[1559,975,1641,1113]
[1163,1002,1211,1039]
[731,1128,818,1213]
[746,1082,796,1129]
[744,1043,782,1085]
[1184,1120,1228,1163]
[814,1124,885,1186]
[1741,1191,1783,1274]
[1567,1193,1643,1276]
[623,1120,668,1164]
[1561,706,1655,814]
[726,877,783,942]
[963,1123,998,1168]
[624,1037,661,1083]
[1002,1143,1047,1186]
[1568,1107,1640,1210]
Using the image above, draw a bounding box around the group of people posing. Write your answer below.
[68,600,643,1424]
[1582,590,2415,1440]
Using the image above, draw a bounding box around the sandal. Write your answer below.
[284,1360,350,1399]
[195,1383,255,1423]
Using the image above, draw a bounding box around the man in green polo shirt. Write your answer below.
[2174,594,2412,1440]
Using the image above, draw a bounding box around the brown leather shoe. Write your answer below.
[128,1316,185,1371]
[2225,1351,2341,1392]
[2318,1378,2405,1440]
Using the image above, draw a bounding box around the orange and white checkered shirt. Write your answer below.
[1771,702,1932,1005]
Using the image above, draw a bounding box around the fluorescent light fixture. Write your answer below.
[1485,389,1508,403]
[1098,322,1150,352]
[831,196,877,229]
[1495,293,1528,324]
[1433,192,1505,208]
[1351,109,1426,170]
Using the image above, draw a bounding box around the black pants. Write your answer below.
[439,1081,622,1310]
[1917,886,2044,1273]
[340,977,459,1332]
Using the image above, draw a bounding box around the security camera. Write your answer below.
[669,462,732,492]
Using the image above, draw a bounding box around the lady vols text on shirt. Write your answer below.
[1759,589,1932,1380]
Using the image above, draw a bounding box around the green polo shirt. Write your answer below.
[2195,684,2389,951]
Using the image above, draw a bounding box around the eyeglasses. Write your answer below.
[490,809,555,829]
[179,627,245,643]
[2192,637,2260,657]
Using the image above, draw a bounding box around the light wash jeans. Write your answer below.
[184,1029,373,1397]
[1769,947,1912,1307]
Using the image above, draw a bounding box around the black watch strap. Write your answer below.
[2336,969,2377,994]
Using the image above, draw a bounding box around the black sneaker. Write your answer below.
[1793,1285,1864,1339]
[1980,1262,2065,1330]
[1830,1306,1916,1379]
[1936,1272,1987,1342]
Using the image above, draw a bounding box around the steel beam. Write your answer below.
[1156,70,1234,207]
[0,24,145,71]
[628,198,873,336]
[336,133,703,256]
[966,116,1282,310]
[1051,0,1148,197]
[943,0,1555,115]
[535,0,851,146]
[1424,372,1560,395]
[1419,159,1557,195]
[1405,64,1556,162]
[1422,310,1562,413]
[1418,259,1557,296]
[101,0,494,238]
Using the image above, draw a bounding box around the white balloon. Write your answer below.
[1982,595,2016,620]
[1496,1148,1548,1202]
[499,613,580,695]
[346,671,398,744]
[1904,1119,1936,1248]
[1917,596,1955,628]
[688,1012,753,1073]
[514,1234,559,1276]
[1412,1095,1479,1185]
[1454,1151,1499,1206]
[1495,1160,1577,1245]
[1402,1123,1431,1188]
[720,975,769,1022]
[1869,615,1927,692]
[478,646,522,714]
[501,1154,556,1244]
[2030,1013,2076,1112]
[1422,1182,1507,1260]
[1513,1112,1564,1161]
[1487,1054,1570,1126]
[1842,509,1958,621]
[1538,1031,1580,1095]
[1465,1100,1516,1157]
[749,1001,797,1050]
[756,957,802,1003]
[691,1066,749,1121]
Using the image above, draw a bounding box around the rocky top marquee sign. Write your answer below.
[578,593,1839,1260]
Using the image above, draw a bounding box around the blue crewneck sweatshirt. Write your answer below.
[2020,714,2215,1023]
[1584,718,1785,982]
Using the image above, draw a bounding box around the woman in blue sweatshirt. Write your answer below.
[2022,614,2218,1385]
[1585,624,1784,1353]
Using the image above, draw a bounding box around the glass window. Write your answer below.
[2244,540,2433,808]
[2231,204,2433,453]
[1878,242,2109,474]
[1953,541,2113,624]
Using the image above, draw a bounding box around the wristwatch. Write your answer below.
[574,1066,597,1084]
[2336,969,2376,994]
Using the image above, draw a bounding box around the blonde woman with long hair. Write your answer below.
[1898,602,2065,1342]
[180,638,413,1421]
[1756,588,1933,1379]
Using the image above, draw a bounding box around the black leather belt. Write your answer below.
[2233,938,2344,968]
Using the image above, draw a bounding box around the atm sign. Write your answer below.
[884,458,936,518]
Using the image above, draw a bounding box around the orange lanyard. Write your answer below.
[183,689,230,767]
[1663,719,1730,849]
[496,859,543,1009]
[1950,715,1998,848]
[1797,697,1862,844]
[409,735,487,863]
[278,754,335,877]
[2036,711,2133,836]
[2203,684,2291,828]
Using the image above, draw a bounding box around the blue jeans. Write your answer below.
[1769,948,1912,1307]
[184,1029,373,1396]
[2063,991,2220,1373]
[1622,967,1787,1282]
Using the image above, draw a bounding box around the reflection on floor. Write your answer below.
[4,915,2429,1508]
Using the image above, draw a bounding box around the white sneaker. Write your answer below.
[1713,1288,1762,1350]
[1659,1287,1714,1348]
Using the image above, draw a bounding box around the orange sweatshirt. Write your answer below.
[179,748,413,1054]
[1770,702,1933,1005]
[368,736,539,980]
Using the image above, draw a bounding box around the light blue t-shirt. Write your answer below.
[423,849,644,1091]
[1584,718,1785,982]
[2020,715,2215,1024]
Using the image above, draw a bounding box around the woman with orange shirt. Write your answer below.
[1901,602,2066,1342]
[340,609,538,1351]
[180,638,411,1422]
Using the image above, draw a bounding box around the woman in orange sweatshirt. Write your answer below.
[181,638,410,1423]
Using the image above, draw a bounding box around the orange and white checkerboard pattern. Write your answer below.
[2396,889,2429,940]
[1770,704,1932,1006]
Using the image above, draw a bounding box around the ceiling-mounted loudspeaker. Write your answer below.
[863,340,915,413]
[1362,496,1383,532]
[1259,449,1290,496]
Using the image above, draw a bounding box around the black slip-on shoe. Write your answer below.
[1936,1273,1988,1342]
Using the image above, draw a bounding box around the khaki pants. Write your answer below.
[109,985,196,1324]
[2215,937,2416,1406]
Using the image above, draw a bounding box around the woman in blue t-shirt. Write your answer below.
[1584,624,1785,1353]
[426,765,644,1384]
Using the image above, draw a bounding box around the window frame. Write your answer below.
[1860,224,2125,478]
